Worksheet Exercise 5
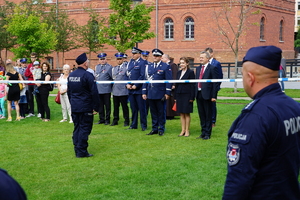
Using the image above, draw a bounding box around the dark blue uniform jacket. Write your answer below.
[142,61,172,99]
[0,169,27,200]
[125,58,146,95]
[223,83,300,200]
[67,67,100,112]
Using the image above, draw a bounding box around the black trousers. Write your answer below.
[27,85,35,114]
[36,92,50,119]
[72,112,93,157]
[212,101,217,124]
[196,91,213,137]
[19,103,27,118]
[112,95,129,124]
[98,93,111,123]
[148,99,166,132]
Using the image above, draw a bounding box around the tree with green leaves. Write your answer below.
[106,0,155,52]
[212,0,263,92]
[0,1,16,59]
[294,27,300,49]
[6,4,57,59]
[79,8,107,62]
[46,6,80,68]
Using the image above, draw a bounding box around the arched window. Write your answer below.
[184,17,194,40]
[279,20,283,41]
[164,18,174,40]
[260,17,265,41]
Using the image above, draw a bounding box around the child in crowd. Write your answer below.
[0,76,6,119]
[19,86,27,119]
[32,61,41,95]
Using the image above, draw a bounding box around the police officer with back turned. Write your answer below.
[67,53,100,158]
[223,46,300,199]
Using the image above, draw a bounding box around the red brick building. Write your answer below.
[1,0,295,69]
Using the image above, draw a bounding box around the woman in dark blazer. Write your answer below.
[174,57,195,137]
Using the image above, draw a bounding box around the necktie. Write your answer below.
[198,65,205,89]
[154,63,157,68]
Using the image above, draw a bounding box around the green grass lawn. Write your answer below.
[0,89,297,199]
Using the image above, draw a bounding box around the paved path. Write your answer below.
[220,81,300,101]
[50,81,300,100]
[221,81,300,89]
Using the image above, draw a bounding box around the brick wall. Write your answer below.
[1,0,295,68]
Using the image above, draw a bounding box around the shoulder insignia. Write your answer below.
[243,99,259,111]
[227,142,240,166]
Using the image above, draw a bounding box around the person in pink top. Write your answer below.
[0,76,7,119]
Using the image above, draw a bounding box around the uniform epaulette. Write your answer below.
[243,99,259,111]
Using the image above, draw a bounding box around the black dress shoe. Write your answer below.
[126,127,137,130]
[110,122,118,126]
[124,123,129,127]
[104,121,110,125]
[76,154,93,158]
[158,131,164,136]
[202,136,210,140]
[95,121,105,124]
[146,130,158,135]
[142,128,147,131]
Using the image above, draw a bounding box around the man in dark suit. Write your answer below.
[205,47,223,127]
[125,47,147,131]
[142,49,172,136]
[195,51,219,140]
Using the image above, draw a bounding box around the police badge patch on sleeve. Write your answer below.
[227,142,240,166]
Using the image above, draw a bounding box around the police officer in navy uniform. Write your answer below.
[142,49,172,136]
[223,46,300,199]
[67,53,100,158]
[0,169,27,200]
[141,50,152,65]
[125,47,147,131]
[95,53,113,125]
[142,50,152,114]
[111,52,130,126]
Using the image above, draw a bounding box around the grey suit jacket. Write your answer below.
[95,63,113,94]
[112,62,128,96]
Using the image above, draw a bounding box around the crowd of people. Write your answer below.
[0,53,53,122]
[1,45,299,199]
[0,47,224,139]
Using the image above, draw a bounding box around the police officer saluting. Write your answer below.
[111,52,130,126]
[67,53,100,158]
[95,53,113,125]
[223,46,300,199]
[142,49,172,136]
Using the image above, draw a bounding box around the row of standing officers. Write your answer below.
[92,47,222,138]
[67,46,300,200]
[67,47,222,158]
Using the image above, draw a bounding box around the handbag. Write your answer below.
[19,83,23,90]
[172,102,177,111]
[55,91,61,104]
